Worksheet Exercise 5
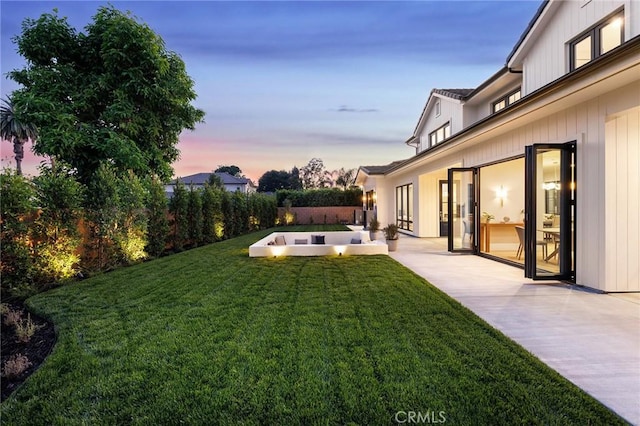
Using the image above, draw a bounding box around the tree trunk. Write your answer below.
[13,138,25,176]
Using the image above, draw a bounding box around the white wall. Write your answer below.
[479,159,525,225]
[523,0,629,95]
[417,96,464,153]
[605,106,640,292]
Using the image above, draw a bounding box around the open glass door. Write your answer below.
[448,168,478,252]
[524,142,576,280]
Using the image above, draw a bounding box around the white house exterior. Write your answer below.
[165,172,256,196]
[356,0,639,292]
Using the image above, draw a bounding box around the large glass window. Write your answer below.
[396,183,413,231]
[570,11,623,71]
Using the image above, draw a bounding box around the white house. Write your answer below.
[356,0,639,292]
[165,172,256,196]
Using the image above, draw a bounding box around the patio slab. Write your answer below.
[386,233,640,424]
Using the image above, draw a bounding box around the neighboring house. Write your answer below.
[165,172,256,196]
[356,0,639,292]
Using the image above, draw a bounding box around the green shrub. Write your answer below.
[221,191,234,239]
[116,171,148,264]
[202,183,223,243]
[84,163,122,270]
[187,185,203,246]
[146,177,169,257]
[276,187,362,207]
[169,179,189,251]
[0,170,37,299]
[32,166,84,284]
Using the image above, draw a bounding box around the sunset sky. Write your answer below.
[1,1,542,182]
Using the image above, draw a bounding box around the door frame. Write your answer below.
[447,167,479,253]
[524,142,576,281]
[439,180,449,237]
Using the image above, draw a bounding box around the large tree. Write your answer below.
[300,158,329,189]
[258,170,293,192]
[335,167,356,190]
[0,96,38,175]
[8,6,205,183]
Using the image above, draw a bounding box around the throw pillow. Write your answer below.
[275,235,286,245]
[294,239,308,245]
[350,238,361,244]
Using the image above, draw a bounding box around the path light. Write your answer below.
[271,246,285,258]
[334,245,346,256]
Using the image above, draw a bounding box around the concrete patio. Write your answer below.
[386,233,640,424]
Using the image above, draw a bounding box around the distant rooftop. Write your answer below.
[170,172,251,186]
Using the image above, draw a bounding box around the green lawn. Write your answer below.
[1,226,625,425]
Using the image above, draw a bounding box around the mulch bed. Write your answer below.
[1,301,56,402]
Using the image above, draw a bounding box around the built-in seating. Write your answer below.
[249,231,388,257]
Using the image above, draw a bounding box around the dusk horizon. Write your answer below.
[1,0,542,182]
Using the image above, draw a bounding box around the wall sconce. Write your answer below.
[496,185,507,207]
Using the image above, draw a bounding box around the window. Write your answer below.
[492,88,521,113]
[569,11,623,71]
[435,100,441,117]
[365,190,375,210]
[396,183,413,231]
[429,122,451,147]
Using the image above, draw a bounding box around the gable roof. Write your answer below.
[507,0,552,67]
[359,161,407,175]
[171,172,250,186]
[432,88,474,100]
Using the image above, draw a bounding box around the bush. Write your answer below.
[32,166,84,283]
[2,354,31,379]
[202,183,223,243]
[169,179,189,251]
[275,188,362,207]
[116,171,148,263]
[84,163,122,270]
[146,177,169,257]
[0,170,37,299]
[187,186,204,246]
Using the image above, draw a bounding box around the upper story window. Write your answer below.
[429,122,451,147]
[569,10,623,71]
[492,88,521,113]
[435,100,441,117]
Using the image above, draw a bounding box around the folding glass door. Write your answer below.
[448,168,478,252]
[524,143,576,280]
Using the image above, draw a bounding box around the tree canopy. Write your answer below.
[8,6,205,183]
[257,169,302,192]
[300,158,329,189]
[0,96,38,175]
[214,165,242,177]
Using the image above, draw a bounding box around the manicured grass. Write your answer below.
[1,226,625,424]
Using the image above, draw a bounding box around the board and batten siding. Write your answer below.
[417,96,464,153]
[522,0,629,96]
[605,106,640,292]
[454,81,638,291]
